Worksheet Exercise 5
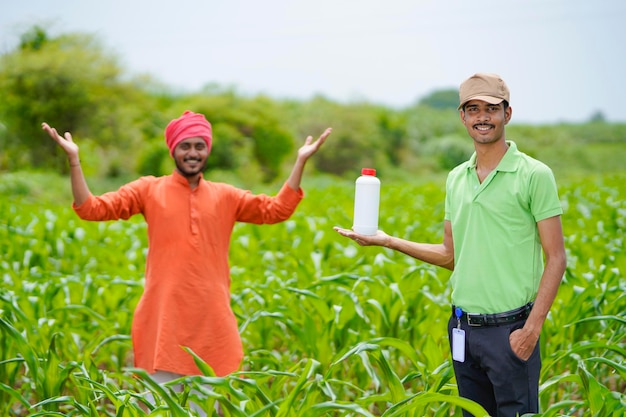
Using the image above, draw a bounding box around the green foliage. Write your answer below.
[507,123,626,177]
[2,22,626,417]
[251,119,293,182]
[376,109,408,167]
[1,172,624,415]
[2,26,626,185]
[418,89,460,110]
[19,25,48,51]
[207,123,244,171]
[280,96,392,176]
[136,139,170,177]
[0,37,80,170]
[423,134,475,171]
[163,90,294,182]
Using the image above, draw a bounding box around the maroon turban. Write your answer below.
[164,110,212,156]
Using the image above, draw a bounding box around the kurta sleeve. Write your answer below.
[234,182,304,224]
[73,178,147,221]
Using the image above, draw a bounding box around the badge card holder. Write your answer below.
[452,307,465,362]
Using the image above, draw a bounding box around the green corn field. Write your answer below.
[1,172,624,416]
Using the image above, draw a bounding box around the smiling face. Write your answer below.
[460,99,512,146]
[173,136,209,178]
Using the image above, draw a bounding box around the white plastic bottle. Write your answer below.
[353,168,380,236]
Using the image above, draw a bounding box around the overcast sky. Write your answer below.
[2,0,625,124]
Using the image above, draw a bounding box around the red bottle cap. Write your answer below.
[361,168,376,176]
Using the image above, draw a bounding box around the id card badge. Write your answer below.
[452,328,466,362]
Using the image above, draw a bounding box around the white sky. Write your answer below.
[2,0,625,124]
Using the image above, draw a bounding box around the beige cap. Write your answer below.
[458,73,510,110]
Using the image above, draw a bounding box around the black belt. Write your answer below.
[452,302,533,327]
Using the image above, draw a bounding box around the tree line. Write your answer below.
[1,26,624,184]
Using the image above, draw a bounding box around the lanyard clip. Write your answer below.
[455,307,463,329]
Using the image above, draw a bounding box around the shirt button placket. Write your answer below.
[190,191,199,236]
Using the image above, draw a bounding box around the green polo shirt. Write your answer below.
[444,141,563,314]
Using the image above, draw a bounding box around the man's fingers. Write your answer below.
[334,227,361,242]
[42,123,72,142]
[310,128,331,145]
[42,122,53,136]
[42,123,59,138]
[319,127,332,141]
[333,226,351,236]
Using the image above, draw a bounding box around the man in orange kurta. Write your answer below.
[43,112,332,379]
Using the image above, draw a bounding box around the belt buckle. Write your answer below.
[467,314,483,327]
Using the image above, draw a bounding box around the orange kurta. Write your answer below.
[73,171,303,376]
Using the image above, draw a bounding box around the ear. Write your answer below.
[504,106,513,125]
[459,109,467,125]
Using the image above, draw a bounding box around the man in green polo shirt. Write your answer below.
[334,73,566,416]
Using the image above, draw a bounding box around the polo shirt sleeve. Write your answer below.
[444,176,451,221]
[444,169,459,222]
[529,164,563,222]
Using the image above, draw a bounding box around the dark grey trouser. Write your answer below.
[447,316,541,417]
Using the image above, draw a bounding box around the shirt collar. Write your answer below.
[171,169,204,187]
[467,140,519,172]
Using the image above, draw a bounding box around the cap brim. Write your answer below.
[458,95,504,110]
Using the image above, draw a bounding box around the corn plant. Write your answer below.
[0,173,624,416]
